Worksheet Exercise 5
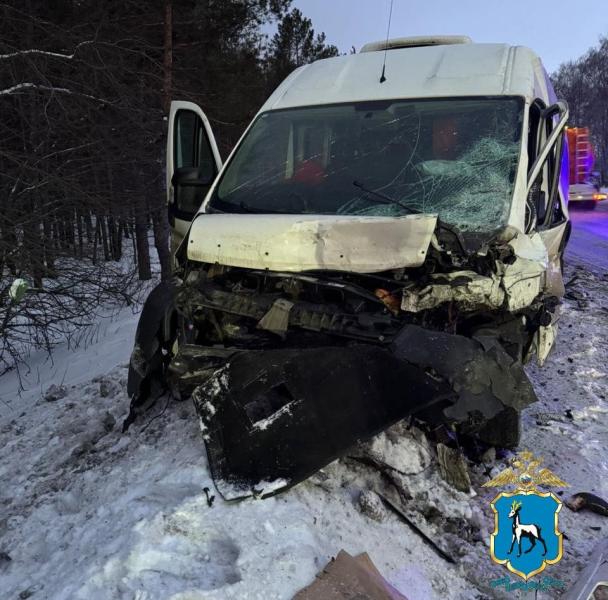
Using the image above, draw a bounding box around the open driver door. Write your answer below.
[167,101,222,255]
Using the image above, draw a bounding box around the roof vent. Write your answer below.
[360,35,472,53]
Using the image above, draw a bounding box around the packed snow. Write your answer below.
[0,263,606,599]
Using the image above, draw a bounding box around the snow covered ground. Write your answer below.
[0,261,606,599]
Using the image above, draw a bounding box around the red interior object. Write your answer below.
[292,159,325,184]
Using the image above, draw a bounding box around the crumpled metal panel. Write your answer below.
[498,258,545,311]
[187,323,537,499]
[192,344,454,500]
[401,230,550,314]
[187,213,438,273]
[401,270,505,312]
[391,324,537,446]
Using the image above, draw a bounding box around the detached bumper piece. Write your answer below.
[192,344,454,500]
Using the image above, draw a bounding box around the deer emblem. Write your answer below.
[507,500,547,558]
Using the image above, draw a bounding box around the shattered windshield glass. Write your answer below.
[211,97,524,232]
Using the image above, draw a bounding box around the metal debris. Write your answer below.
[376,491,456,564]
[565,493,608,517]
[562,538,608,600]
[192,345,452,500]
[436,443,471,493]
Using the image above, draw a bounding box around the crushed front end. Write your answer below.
[127,214,561,500]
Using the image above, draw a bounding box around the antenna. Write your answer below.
[379,0,394,83]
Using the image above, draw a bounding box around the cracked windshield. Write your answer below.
[212,97,524,231]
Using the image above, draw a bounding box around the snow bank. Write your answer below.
[1,263,606,599]
[0,368,474,599]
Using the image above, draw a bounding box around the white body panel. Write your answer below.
[260,44,547,112]
[186,213,438,273]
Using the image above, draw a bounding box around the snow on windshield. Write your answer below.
[212,98,524,232]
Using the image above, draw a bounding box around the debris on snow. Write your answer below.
[203,486,215,507]
[436,444,471,493]
[358,490,387,522]
[565,492,608,517]
[376,492,456,565]
[1,262,607,599]
[43,384,67,402]
[293,550,409,600]
[562,539,608,600]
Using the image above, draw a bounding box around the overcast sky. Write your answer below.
[292,0,608,74]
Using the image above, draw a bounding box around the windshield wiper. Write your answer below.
[353,180,421,215]
[238,201,299,215]
[353,180,469,256]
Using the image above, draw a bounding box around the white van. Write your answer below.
[128,37,571,499]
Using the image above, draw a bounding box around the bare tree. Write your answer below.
[553,37,608,181]
[0,0,338,374]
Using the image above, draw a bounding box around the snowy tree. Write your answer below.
[0,0,337,375]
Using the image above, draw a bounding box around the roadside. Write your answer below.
[0,255,606,599]
[566,199,608,269]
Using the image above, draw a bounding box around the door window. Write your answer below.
[173,110,217,217]
[176,111,197,168]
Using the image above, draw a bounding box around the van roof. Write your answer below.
[261,43,552,112]
[360,35,473,52]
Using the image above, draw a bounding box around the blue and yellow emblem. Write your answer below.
[483,450,568,580]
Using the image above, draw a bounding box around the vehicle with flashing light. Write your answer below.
[567,126,606,209]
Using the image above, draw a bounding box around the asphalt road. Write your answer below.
[566,199,608,270]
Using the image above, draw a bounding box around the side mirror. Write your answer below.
[170,165,216,223]
[171,165,215,188]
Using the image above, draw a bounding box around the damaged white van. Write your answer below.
[127,36,571,499]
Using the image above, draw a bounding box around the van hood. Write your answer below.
[186,213,438,273]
